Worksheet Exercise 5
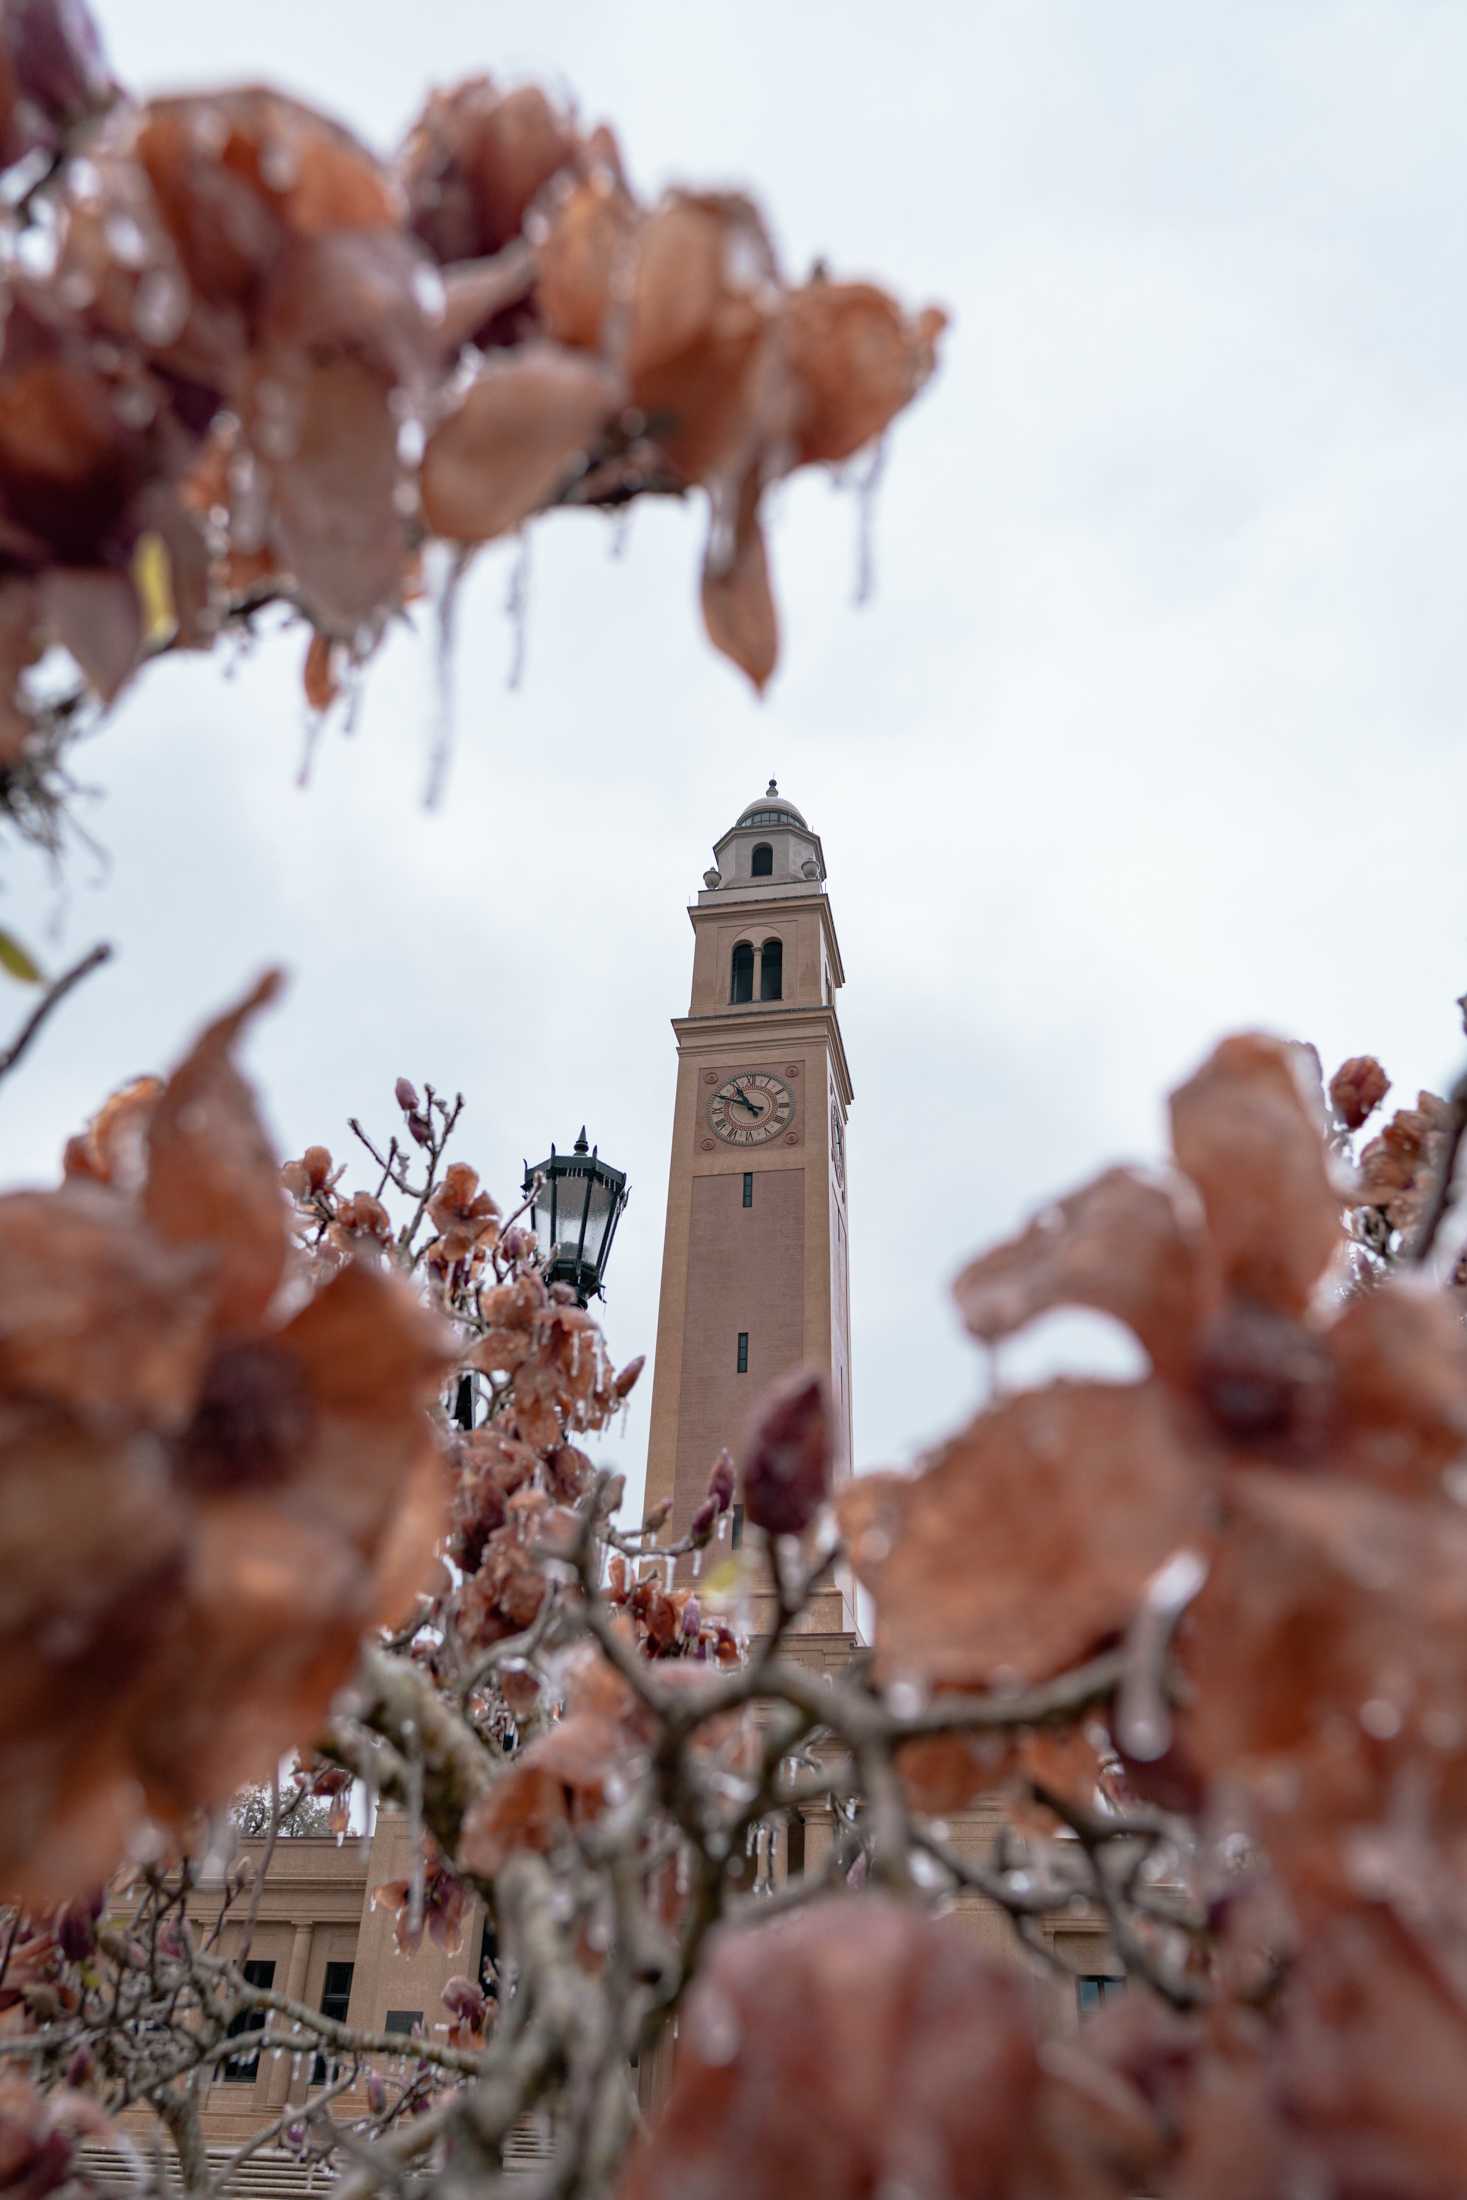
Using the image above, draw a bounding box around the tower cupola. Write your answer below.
[704,779,826,893]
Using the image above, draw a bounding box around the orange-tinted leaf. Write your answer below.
[0,1185,211,1428]
[841,1380,1209,1691]
[1168,1033,1341,1316]
[142,970,287,1336]
[701,479,778,693]
[420,346,619,542]
[784,280,946,466]
[954,1166,1219,1387]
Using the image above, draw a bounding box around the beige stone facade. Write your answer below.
[119,1813,485,2148]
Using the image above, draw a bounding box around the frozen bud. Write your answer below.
[681,1595,701,1637]
[613,1353,646,1401]
[441,1974,486,2024]
[688,1495,718,1547]
[502,1226,533,1261]
[1329,1054,1391,1132]
[366,2073,387,2115]
[741,1370,832,1536]
[644,1497,673,1534]
[56,1891,102,1963]
[285,2124,305,2151]
[64,2045,95,2089]
[395,1077,420,1113]
[407,1110,433,1147]
[706,1448,735,1513]
[303,1144,333,1192]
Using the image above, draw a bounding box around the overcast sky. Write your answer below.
[6,0,1467,1512]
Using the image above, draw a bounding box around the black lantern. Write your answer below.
[522,1128,629,1306]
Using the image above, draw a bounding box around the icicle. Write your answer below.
[851,434,888,607]
[693,1548,704,1579]
[1116,1547,1208,1763]
[424,543,472,809]
[610,507,632,561]
[297,702,328,790]
[504,529,531,691]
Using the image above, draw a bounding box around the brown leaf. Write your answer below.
[537,175,636,351]
[701,475,778,693]
[142,970,287,1336]
[39,567,141,706]
[419,346,620,543]
[303,629,338,712]
[1184,1468,1467,1913]
[842,1380,1210,1691]
[955,1166,1219,1388]
[1324,1276,1467,1498]
[400,79,579,264]
[459,1711,622,1878]
[784,280,946,466]
[621,1896,1043,2200]
[0,1184,211,1428]
[1168,1033,1341,1316]
[249,353,404,635]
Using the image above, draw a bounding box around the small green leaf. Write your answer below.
[0,928,43,984]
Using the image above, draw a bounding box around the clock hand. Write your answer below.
[731,1085,760,1117]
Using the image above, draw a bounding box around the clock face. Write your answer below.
[709,1071,794,1145]
[830,1096,846,1190]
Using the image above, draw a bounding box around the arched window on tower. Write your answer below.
[731,942,754,1003]
[759,937,783,1001]
[751,842,774,877]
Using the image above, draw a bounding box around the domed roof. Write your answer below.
[736,778,808,829]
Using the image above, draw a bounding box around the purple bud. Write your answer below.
[741,1372,832,1537]
[65,2045,94,2088]
[681,1597,701,1637]
[706,1448,736,1514]
[367,2073,387,2115]
[407,1110,432,1148]
[395,1077,420,1113]
[688,1496,718,1548]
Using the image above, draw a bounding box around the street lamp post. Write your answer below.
[522,1128,630,1308]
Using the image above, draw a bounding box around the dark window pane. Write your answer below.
[222,1959,276,2082]
[759,938,782,1001]
[312,1961,354,2083]
[736,1331,749,1373]
[742,1173,753,1207]
[384,2010,423,2037]
[751,842,774,877]
[731,943,754,1003]
[1076,1975,1126,2017]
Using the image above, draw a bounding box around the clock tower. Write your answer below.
[643,783,856,1637]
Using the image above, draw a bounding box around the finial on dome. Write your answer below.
[767,777,778,795]
[574,1126,589,1154]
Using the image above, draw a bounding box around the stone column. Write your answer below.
[265,1923,313,2107]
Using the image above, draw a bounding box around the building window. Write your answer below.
[384,2010,423,2037]
[221,1959,275,2082]
[742,1172,753,1207]
[731,1503,744,1549]
[736,1331,749,1373]
[1076,1975,1126,2017]
[759,937,783,1001]
[730,942,754,1003]
[751,842,773,877]
[311,1960,354,2083]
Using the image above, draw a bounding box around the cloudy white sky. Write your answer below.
[6,0,1467,1510]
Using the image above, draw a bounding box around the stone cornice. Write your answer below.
[670,1002,853,1107]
